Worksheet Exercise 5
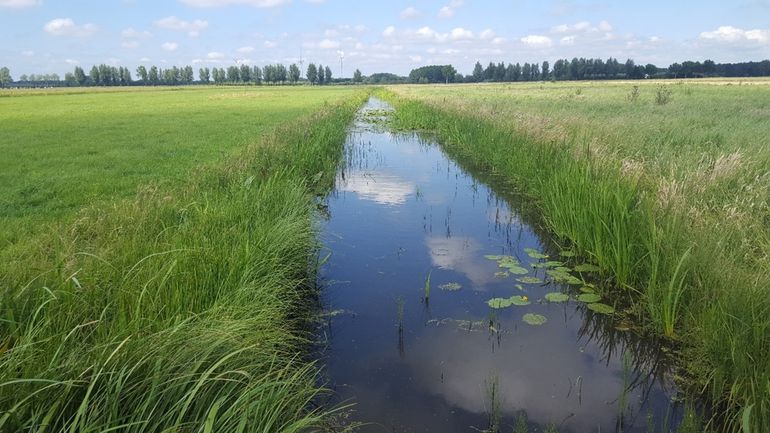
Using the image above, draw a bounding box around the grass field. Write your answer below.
[385,79,770,432]
[0,86,360,248]
[0,86,367,432]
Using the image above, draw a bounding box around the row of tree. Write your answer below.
[409,58,770,84]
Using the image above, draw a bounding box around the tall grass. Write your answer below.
[0,91,368,432]
[381,83,770,432]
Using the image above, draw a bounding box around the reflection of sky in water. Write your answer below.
[319,98,680,433]
[338,170,415,206]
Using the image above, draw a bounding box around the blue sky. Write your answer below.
[1,0,769,77]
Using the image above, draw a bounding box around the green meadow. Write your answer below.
[385,79,770,432]
[0,86,367,432]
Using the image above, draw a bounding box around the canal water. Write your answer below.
[317,98,682,433]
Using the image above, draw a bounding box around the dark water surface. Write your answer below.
[317,98,682,433]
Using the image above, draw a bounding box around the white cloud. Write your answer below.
[0,0,38,7]
[161,42,179,51]
[400,6,420,19]
[598,20,613,32]
[122,41,140,49]
[318,39,340,49]
[382,25,396,37]
[65,58,79,65]
[450,27,473,40]
[438,0,463,18]
[409,55,423,62]
[700,25,769,44]
[479,28,495,40]
[491,37,506,45]
[154,16,209,37]
[207,51,225,59]
[560,35,575,46]
[122,27,152,38]
[179,0,291,7]
[43,18,97,37]
[140,57,151,62]
[551,20,611,34]
[264,40,277,48]
[21,50,34,57]
[521,34,553,48]
[237,46,254,53]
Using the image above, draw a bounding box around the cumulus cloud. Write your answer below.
[179,0,291,7]
[450,27,473,40]
[207,51,225,59]
[122,27,152,38]
[21,50,34,56]
[121,41,140,49]
[237,46,255,53]
[400,6,420,19]
[438,0,463,18]
[154,16,209,37]
[699,25,769,44]
[161,41,179,51]
[0,0,39,7]
[318,39,340,49]
[479,29,495,40]
[264,40,277,48]
[383,25,396,37]
[65,58,79,65]
[521,34,553,48]
[43,18,98,37]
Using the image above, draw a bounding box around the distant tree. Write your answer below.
[275,64,287,83]
[227,66,240,83]
[0,67,12,87]
[252,66,262,84]
[239,64,251,83]
[148,66,159,85]
[89,66,100,86]
[541,61,550,80]
[199,67,210,83]
[353,68,363,83]
[289,63,300,84]
[317,64,325,85]
[644,64,657,77]
[181,66,194,84]
[73,66,86,86]
[136,65,148,82]
[324,65,332,83]
[64,72,77,86]
[472,61,483,82]
[306,63,318,84]
[521,63,531,81]
[530,63,540,81]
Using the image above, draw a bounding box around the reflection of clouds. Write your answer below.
[407,321,644,433]
[339,170,415,206]
[425,236,494,287]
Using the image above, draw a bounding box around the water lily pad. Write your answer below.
[439,282,462,291]
[579,286,596,294]
[554,266,573,273]
[587,303,615,314]
[524,248,549,259]
[532,260,564,269]
[515,284,525,292]
[509,295,531,306]
[560,250,576,258]
[501,263,529,275]
[484,254,505,261]
[545,292,570,303]
[487,297,513,309]
[574,264,601,273]
[522,313,548,326]
[494,271,509,278]
[517,276,542,284]
[577,293,602,303]
[565,276,584,285]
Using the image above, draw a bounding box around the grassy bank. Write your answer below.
[0,87,368,432]
[382,80,770,432]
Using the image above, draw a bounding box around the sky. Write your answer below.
[1,0,769,78]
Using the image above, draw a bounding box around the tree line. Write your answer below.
[408,58,770,84]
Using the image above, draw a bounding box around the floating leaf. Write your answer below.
[517,276,542,284]
[532,260,564,269]
[501,263,529,275]
[487,297,513,309]
[524,248,549,259]
[484,254,505,261]
[494,271,509,278]
[509,295,531,306]
[515,284,525,292]
[574,264,600,273]
[577,293,602,303]
[560,250,576,258]
[439,282,462,291]
[587,303,615,314]
[545,292,570,302]
[554,266,573,273]
[579,286,596,294]
[522,313,547,326]
[565,276,584,285]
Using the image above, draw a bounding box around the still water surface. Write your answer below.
[317,98,682,433]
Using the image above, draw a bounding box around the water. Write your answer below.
[317,98,682,433]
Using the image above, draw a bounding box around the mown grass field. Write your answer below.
[0,86,359,248]
[0,86,367,432]
[385,79,770,432]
